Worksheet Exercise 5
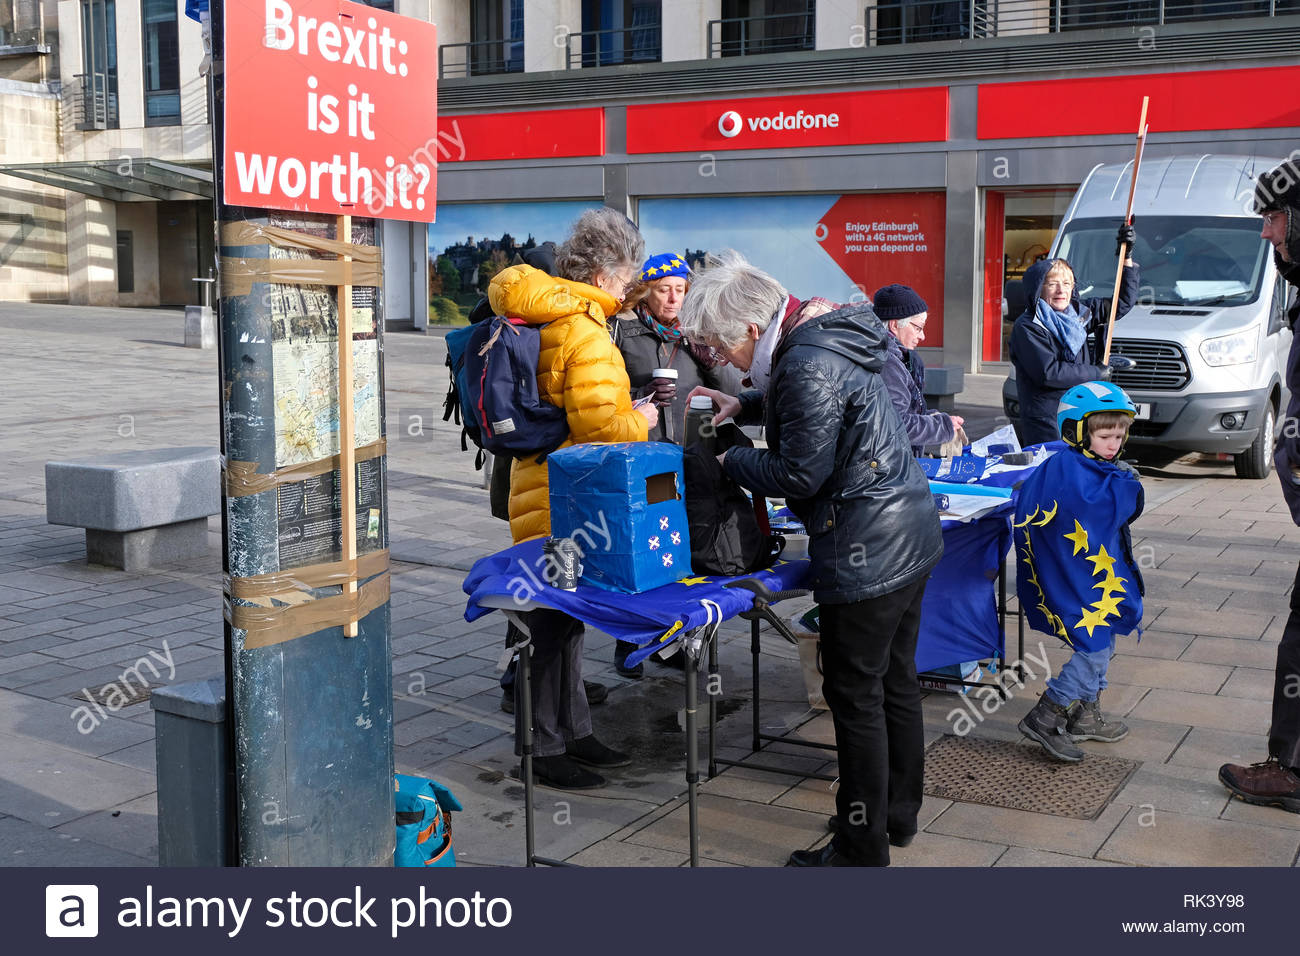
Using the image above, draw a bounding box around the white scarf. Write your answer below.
[747,297,791,393]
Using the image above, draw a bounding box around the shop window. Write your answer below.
[716,0,813,57]
[77,0,117,129]
[143,0,179,126]
[468,0,523,76]
[116,230,134,293]
[578,0,661,67]
[981,188,1075,363]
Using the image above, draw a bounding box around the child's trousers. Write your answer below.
[1045,636,1116,707]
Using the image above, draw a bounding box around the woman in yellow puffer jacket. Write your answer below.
[488,207,657,791]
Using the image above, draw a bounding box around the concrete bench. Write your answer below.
[45,447,220,570]
[923,365,965,414]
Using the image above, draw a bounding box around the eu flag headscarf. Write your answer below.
[1015,450,1144,653]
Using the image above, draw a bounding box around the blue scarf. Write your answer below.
[1034,298,1086,357]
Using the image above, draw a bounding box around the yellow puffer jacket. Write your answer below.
[488,264,649,543]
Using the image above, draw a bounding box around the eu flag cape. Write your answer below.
[1014,450,1144,652]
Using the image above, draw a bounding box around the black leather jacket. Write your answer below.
[724,303,944,604]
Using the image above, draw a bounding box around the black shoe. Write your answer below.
[566,734,632,769]
[786,843,860,867]
[826,815,915,847]
[1018,694,1085,762]
[502,680,605,715]
[529,755,606,791]
[614,640,644,679]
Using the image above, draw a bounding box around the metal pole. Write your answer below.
[750,617,761,753]
[518,636,536,867]
[707,626,718,778]
[685,638,700,867]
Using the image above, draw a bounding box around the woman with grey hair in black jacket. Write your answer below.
[681,251,944,867]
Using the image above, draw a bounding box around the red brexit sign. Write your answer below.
[817,193,947,347]
[223,0,437,221]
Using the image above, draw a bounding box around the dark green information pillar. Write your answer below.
[209,0,394,866]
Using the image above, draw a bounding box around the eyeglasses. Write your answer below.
[1263,211,1287,228]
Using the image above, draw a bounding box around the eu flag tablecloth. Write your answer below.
[462,541,813,667]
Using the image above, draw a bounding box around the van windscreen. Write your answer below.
[1055,216,1270,308]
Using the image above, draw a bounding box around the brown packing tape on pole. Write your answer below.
[219,221,381,266]
[228,571,391,650]
[224,437,387,497]
[219,256,383,297]
[226,548,390,600]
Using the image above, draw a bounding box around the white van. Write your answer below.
[1002,154,1296,477]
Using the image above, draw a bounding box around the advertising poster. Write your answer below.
[639,192,946,345]
[426,200,600,322]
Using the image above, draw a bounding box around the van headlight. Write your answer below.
[1199,330,1257,367]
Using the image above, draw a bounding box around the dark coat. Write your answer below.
[1009,258,1140,446]
[613,311,743,443]
[1274,251,1300,523]
[724,304,944,604]
[881,334,955,454]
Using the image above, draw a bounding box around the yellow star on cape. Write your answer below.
[1086,545,1117,577]
[1063,520,1090,556]
[678,575,712,586]
[1091,593,1124,617]
[1093,574,1128,597]
[1033,500,1059,526]
[1013,506,1040,529]
[1074,607,1109,637]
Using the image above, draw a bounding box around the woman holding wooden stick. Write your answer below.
[1009,227,1140,446]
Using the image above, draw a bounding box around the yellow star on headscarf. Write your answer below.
[1086,544,1117,577]
[670,259,682,268]
[1074,607,1109,637]
[1063,520,1089,556]
[646,265,659,276]
[678,575,712,586]
[1091,593,1123,617]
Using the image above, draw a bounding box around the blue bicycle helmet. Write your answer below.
[1057,381,1137,455]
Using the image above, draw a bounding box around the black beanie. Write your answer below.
[871,284,927,321]
[1254,161,1300,280]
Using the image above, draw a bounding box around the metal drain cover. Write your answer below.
[923,734,1140,820]
[72,682,152,708]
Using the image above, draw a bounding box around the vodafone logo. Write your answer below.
[716,107,841,139]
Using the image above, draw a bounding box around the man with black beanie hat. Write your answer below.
[1219,158,1300,814]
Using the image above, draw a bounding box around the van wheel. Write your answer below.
[1234,404,1275,480]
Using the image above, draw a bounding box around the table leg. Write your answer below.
[685,638,700,868]
[707,626,719,779]
[750,617,761,753]
[517,635,536,868]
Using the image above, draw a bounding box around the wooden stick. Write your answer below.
[1102,96,1149,364]
[337,214,358,638]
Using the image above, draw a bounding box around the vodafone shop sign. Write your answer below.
[627,88,948,154]
[223,0,438,221]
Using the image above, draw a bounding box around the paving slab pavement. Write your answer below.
[2,303,1299,867]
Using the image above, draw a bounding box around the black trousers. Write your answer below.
[819,575,928,866]
[1270,561,1300,769]
[512,608,591,758]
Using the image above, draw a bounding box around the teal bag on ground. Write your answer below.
[394,773,463,867]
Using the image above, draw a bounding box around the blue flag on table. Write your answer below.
[185,0,207,21]
[1014,450,1144,653]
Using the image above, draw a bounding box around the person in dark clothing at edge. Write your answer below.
[681,250,944,867]
[1219,158,1300,814]
[872,283,964,454]
[609,251,744,677]
[1009,222,1140,446]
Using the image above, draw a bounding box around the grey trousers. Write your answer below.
[513,608,592,758]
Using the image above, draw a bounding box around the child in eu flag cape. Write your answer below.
[1015,380,1145,762]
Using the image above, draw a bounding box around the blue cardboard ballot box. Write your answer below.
[547,442,692,593]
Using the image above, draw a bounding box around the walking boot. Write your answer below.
[614,640,644,678]
[1066,693,1129,742]
[1219,757,1300,814]
[1018,694,1085,762]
